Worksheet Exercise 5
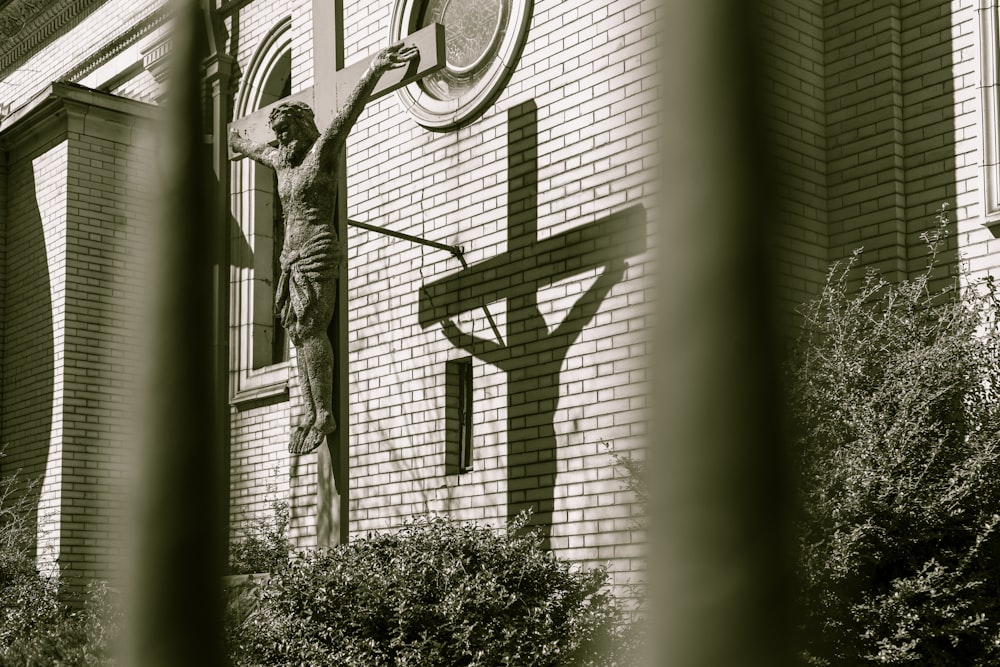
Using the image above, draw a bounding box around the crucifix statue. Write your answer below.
[229,42,418,455]
[226,1,443,544]
[228,18,443,452]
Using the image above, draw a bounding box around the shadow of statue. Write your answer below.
[420,100,645,546]
[439,261,626,546]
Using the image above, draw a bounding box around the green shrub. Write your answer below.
[1,581,124,667]
[789,207,1000,665]
[0,458,123,666]
[229,489,292,575]
[227,513,630,667]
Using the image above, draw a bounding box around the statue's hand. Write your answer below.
[372,42,420,72]
[606,258,627,280]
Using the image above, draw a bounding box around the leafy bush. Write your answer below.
[229,489,292,575]
[608,444,647,531]
[226,513,630,667]
[1,581,124,667]
[789,208,1000,664]
[0,457,123,666]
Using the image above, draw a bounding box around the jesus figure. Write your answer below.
[229,42,419,454]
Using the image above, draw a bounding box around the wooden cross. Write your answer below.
[418,100,647,546]
[227,1,444,547]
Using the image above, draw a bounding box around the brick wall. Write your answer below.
[0,82,155,589]
[58,106,153,585]
[2,135,70,576]
[341,0,656,590]
[947,0,1000,287]
[759,0,829,307]
[223,0,656,592]
[0,148,6,461]
[759,0,997,303]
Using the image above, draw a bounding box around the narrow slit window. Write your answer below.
[446,358,474,474]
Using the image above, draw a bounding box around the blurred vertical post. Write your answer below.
[650,1,792,666]
[202,0,234,578]
[128,0,224,664]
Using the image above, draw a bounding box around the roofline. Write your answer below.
[0,81,160,143]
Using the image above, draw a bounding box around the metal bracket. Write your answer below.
[350,218,503,344]
[347,218,465,263]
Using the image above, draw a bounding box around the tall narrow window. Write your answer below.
[268,72,291,365]
[446,358,474,474]
[270,169,286,364]
[231,18,294,401]
[249,50,290,370]
[980,1,1000,234]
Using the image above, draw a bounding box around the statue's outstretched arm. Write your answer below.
[317,43,419,169]
[440,319,511,369]
[229,128,278,169]
[552,259,627,342]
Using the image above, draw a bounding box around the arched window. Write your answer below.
[231,19,292,400]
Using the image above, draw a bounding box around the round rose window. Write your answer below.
[390,0,532,129]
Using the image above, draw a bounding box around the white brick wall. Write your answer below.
[759,0,1000,309]
[1,0,161,591]
[3,139,70,578]
[341,0,655,590]
[223,0,655,591]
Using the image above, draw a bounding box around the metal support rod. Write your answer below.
[353,217,504,345]
[348,218,464,260]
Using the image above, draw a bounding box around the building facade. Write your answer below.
[761,0,1000,300]
[0,0,656,593]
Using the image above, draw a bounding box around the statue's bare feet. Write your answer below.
[288,412,315,454]
[296,425,328,454]
[288,424,308,454]
[314,410,336,436]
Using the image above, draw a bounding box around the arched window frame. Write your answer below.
[979,2,1000,235]
[231,17,293,402]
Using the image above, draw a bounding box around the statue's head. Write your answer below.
[269,101,320,166]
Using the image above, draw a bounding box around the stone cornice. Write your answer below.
[0,81,160,155]
[0,0,48,42]
[0,0,104,78]
[60,4,171,83]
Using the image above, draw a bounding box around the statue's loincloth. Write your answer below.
[274,230,340,338]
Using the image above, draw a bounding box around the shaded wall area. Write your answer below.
[758,0,830,308]
[759,0,961,309]
[0,85,156,593]
[1,137,63,576]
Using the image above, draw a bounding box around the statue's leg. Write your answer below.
[291,285,337,455]
[292,330,335,454]
[289,325,315,453]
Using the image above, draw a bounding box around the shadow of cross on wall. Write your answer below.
[418,100,647,547]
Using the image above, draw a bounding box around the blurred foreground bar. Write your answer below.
[649,1,793,666]
[127,0,225,665]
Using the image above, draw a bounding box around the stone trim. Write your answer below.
[0,0,103,79]
[978,1,1000,236]
[0,81,158,158]
[389,0,533,129]
[142,32,173,84]
[59,4,170,84]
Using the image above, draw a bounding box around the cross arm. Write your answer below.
[418,205,648,328]
[227,23,445,161]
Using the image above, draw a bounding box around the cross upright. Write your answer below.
[227,1,445,546]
